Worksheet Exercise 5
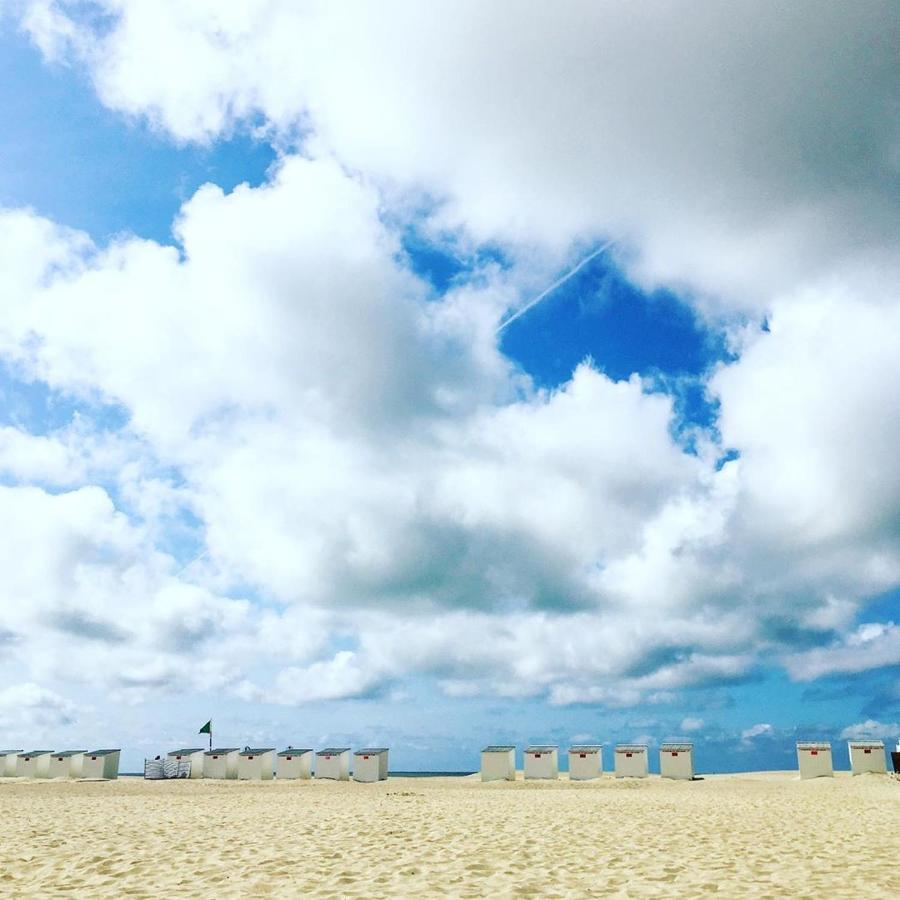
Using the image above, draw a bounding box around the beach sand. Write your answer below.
[1,771,897,897]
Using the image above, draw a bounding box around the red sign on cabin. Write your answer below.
[626,752,633,757]
[363,755,369,759]
[213,756,219,759]
[286,757,292,761]
[579,754,586,759]
[810,750,818,755]
[864,749,871,754]
[671,752,678,756]
[248,756,254,760]
[534,753,541,758]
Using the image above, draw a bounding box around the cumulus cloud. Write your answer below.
[783,623,900,681]
[839,719,900,740]
[0,682,77,731]
[17,0,900,309]
[0,1,897,723]
[680,717,704,732]
[741,723,773,743]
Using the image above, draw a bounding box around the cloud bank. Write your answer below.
[0,1,898,736]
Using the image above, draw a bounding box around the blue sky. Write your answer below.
[0,4,898,772]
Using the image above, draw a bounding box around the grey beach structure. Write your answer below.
[481,745,516,782]
[316,748,351,780]
[568,745,603,780]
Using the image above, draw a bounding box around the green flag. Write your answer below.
[199,720,212,735]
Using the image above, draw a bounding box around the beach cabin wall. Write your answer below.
[614,745,649,778]
[848,740,886,775]
[524,746,558,780]
[659,743,694,780]
[316,748,351,780]
[481,746,516,782]
[203,748,240,779]
[353,748,389,782]
[276,749,313,780]
[0,750,22,776]
[167,748,206,779]
[796,742,833,779]
[238,748,274,780]
[82,750,120,779]
[568,746,603,780]
[47,751,86,779]
[17,751,53,778]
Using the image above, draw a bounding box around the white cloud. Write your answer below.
[741,723,773,742]
[0,682,77,731]
[783,622,900,681]
[839,720,900,740]
[0,2,898,723]
[17,1,900,310]
[680,717,704,732]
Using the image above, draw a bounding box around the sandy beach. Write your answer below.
[1,771,897,898]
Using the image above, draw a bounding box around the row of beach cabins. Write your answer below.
[2,740,896,783]
[485,739,895,781]
[150,747,389,781]
[0,749,120,780]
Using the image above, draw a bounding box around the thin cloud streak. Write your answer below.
[496,240,615,333]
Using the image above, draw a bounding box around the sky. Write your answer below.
[0,1,898,773]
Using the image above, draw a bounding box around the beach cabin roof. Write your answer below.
[615,744,648,752]
[239,748,274,756]
[570,745,602,752]
[796,741,830,750]
[354,748,388,755]
[204,748,239,755]
[0,749,23,754]
[277,748,313,756]
[317,747,351,755]
[482,745,515,752]
[525,745,557,753]
[19,750,53,756]
[169,748,205,755]
[660,743,693,752]
[86,749,120,756]
[53,750,87,757]
[848,740,884,748]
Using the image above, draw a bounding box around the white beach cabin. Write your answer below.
[17,751,53,778]
[47,750,86,779]
[203,748,240,779]
[614,744,649,778]
[276,748,313,780]
[524,746,558,780]
[353,748,389,782]
[316,748,351,780]
[796,741,833,779]
[81,749,120,779]
[0,750,23,776]
[568,746,603,780]
[238,748,274,780]
[660,743,694,780]
[167,748,206,779]
[848,740,886,775]
[481,746,516,782]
